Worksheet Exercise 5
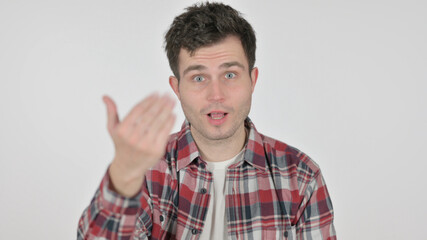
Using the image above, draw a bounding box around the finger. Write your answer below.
[145,96,176,138]
[102,95,119,133]
[130,95,174,140]
[140,94,173,127]
[152,114,176,149]
[122,93,159,127]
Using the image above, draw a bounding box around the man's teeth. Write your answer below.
[210,113,225,119]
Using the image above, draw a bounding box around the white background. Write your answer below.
[1,0,426,239]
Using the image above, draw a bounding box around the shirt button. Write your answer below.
[159,215,164,222]
[191,228,199,235]
[200,188,207,194]
[200,163,205,169]
[284,231,288,238]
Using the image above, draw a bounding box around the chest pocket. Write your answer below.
[262,226,297,240]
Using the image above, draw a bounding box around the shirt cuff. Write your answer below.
[97,170,143,216]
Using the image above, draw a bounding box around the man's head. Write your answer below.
[166,3,259,147]
[165,2,256,80]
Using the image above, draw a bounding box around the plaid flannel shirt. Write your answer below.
[78,118,336,240]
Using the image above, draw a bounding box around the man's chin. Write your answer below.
[188,118,238,142]
[201,128,236,142]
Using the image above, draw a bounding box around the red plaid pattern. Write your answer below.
[78,118,336,239]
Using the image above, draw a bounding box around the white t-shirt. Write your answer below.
[199,150,245,240]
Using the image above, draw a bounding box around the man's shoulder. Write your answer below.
[164,130,185,154]
[258,132,321,177]
[166,131,181,146]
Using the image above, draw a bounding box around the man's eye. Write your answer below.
[225,73,236,79]
[193,76,204,82]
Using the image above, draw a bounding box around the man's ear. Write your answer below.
[250,67,259,93]
[169,76,180,100]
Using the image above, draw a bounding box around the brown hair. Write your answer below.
[164,2,256,79]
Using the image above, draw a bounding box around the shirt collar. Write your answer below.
[176,120,201,171]
[176,117,267,172]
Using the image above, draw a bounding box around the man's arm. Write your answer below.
[77,171,149,240]
[295,170,336,240]
[77,94,176,239]
[105,94,176,198]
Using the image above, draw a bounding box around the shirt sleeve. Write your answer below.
[295,170,337,240]
[77,168,153,240]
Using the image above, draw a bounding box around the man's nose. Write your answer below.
[207,79,225,102]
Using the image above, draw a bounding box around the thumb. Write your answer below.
[102,95,119,133]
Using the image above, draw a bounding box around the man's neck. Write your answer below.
[191,124,247,162]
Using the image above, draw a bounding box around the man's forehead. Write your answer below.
[177,36,249,72]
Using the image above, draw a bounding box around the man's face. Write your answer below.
[169,35,258,143]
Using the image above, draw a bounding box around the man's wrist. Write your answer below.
[108,161,146,198]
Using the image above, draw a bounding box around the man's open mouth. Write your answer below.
[208,112,227,120]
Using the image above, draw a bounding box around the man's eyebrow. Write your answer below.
[183,65,207,77]
[219,61,246,70]
[182,62,245,77]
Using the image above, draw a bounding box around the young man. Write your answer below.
[78,3,336,240]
